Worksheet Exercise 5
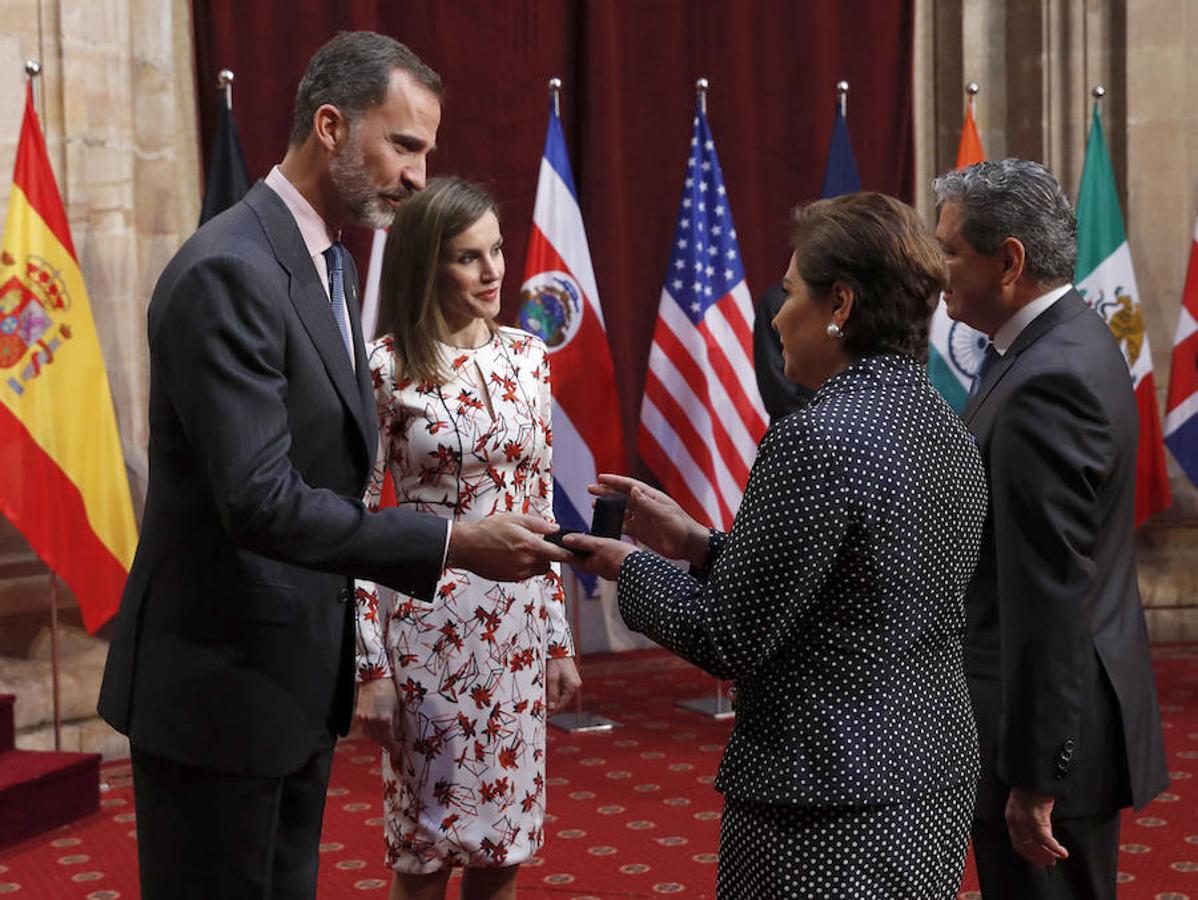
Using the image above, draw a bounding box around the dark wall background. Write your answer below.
[193,0,914,471]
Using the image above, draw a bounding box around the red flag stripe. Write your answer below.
[1134,374,1172,527]
[636,424,719,531]
[698,311,768,442]
[12,83,76,260]
[643,370,735,526]
[0,404,127,631]
[651,323,752,487]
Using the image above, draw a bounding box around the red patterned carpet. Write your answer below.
[2,645,1197,898]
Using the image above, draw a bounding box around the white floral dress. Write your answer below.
[355,326,573,874]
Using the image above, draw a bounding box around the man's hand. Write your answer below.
[562,533,637,581]
[589,475,709,567]
[448,513,571,581]
[1006,786,1069,867]
[546,657,582,713]
[353,678,402,755]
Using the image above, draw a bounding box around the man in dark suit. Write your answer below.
[752,283,814,421]
[98,32,569,899]
[933,158,1167,899]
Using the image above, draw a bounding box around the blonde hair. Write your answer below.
[375,176,499,384]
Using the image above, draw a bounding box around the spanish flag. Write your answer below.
[0,82,137,631]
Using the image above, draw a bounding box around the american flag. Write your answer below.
[638,101,768,530]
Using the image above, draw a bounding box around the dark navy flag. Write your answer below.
[819,104,862,198]
[199,100,251,225]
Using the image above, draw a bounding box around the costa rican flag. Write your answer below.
[1165,215,1198,487]
[519,89,624,593]
[638,101,768,530]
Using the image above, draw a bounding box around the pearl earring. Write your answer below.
[826,322,842,339]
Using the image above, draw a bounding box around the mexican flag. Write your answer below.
[1075,102,1172,526]
[929,100,988,413]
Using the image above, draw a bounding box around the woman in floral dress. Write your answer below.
[354,177,581,900]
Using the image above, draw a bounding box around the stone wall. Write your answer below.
[915,0,1198,640]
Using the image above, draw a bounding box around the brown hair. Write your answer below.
[290,31,442,146]
[375,177,499,384]
[790,192,947,361]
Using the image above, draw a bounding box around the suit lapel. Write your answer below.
[244,183,373,463]
[962,289,1091,426]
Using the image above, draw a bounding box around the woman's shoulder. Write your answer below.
[495,325,549,359]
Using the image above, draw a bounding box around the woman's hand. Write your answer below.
[546,656,582,713]
[589,474,710,568]
[562,533,637,582]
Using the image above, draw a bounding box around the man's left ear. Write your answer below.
[830,282,856,328]
[999,237,1026,287]
[313,103,347,153]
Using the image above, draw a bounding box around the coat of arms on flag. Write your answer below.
[0,253,71,389]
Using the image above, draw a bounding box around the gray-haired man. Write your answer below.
[934,158,1166,899]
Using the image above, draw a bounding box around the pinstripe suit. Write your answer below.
[98,181,446,896]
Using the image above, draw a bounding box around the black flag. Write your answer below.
[199,99,250,225]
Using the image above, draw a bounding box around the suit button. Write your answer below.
[1064,739,1075,751]
[339,588,352,604]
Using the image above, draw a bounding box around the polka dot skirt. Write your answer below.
[718,781,975,898]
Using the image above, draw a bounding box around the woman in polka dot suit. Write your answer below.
[568,193,989,898]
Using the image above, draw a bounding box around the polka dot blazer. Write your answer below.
[618,354,988,808]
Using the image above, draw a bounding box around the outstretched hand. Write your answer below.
[448,513,571,582]
[562,533,637,581]
[589,474,709,567]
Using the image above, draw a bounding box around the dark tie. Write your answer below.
[968,343,1001,398]
[322,243,354,362]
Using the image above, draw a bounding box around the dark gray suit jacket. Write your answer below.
[962,289,1168,820]
[98,182,446,777]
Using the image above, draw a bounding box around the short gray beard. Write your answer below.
[329,132,405,230]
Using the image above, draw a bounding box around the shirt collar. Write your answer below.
[992,283,1072,354]
[263,165,339,258]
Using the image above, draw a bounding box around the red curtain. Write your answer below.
[193,0,913,471]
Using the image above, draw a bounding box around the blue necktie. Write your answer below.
[322,243,354,362]
[968,343,1001,398]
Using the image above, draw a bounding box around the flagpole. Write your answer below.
[966,80,979,114]
[837,80,849,118]
[24,58,63,753]
[218,68,235,111]
[539,74,618,736]
[669,76,734,723]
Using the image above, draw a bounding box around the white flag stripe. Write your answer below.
[729,280,758,332]
[550,400,598,524]
[705,298,767,426]
[657,291,761,464]
[1165,392,1198,437]
[640,393,730,527]
[1076,241,1154,386]
[929,298,974,391]
[360,227,387,342]
[532,158,604,327]
[647,341,747,512]
[1172,304,1197,346]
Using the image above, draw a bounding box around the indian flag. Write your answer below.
[0,83,137,630]
[1075,101,1172,526]
[929,99,988,412]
